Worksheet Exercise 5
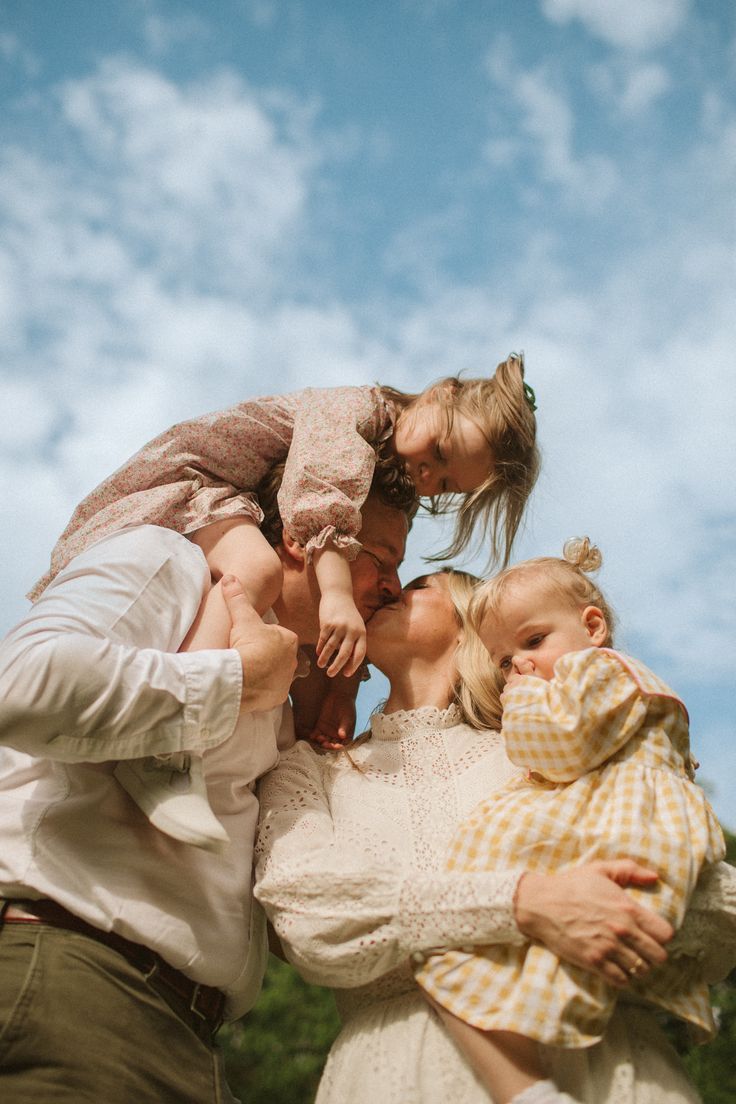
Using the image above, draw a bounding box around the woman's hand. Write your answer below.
[514,860,673,988]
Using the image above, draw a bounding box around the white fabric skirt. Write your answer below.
[316,991,702,1104]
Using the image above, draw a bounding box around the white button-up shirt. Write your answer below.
[0,525,292,1017]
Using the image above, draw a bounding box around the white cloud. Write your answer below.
[0,31,40,76]
[0,379,58,451]
[1,43,734,744]
[55,59,317,293]
[588,60,671,117]
[484,48,619,209]
[540,0,690,51]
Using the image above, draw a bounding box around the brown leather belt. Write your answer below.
[1,898,226,1039]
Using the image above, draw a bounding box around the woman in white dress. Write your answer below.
[254,570,736,1104]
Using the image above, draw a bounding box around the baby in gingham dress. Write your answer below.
[416,538,724,1104]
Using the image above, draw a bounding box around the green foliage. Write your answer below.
[681,979,736,1103]
[220,955,339,1104]
[668,826,736,1103]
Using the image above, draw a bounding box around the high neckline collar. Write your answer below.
[369,704,462,740]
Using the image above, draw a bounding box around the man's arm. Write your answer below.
[0,528,297,762]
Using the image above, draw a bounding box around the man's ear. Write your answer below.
[582,605,608,646]
[280,530,306,566]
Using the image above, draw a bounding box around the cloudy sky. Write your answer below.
[1,0,734,825]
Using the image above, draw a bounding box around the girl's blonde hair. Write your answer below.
[381,352,540,570]
[471,536,617,650]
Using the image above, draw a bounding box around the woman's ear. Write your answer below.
[582,605,608,646]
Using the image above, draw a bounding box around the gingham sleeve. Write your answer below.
[501,650,648,781]
[277,387,393,562]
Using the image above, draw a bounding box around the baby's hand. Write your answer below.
[504,671,526,689]
[317,591,367,677]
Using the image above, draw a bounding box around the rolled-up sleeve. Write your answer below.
[0,527,242,761]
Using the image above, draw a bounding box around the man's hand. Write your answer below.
[222,574,299,713]
[514,860,673,988]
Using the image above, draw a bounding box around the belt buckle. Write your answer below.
[190,983,207,1022]
[191,984,224,1035]
[142,956,160,982]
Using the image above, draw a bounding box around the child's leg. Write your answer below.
[115,519,282,851]
[432,1002,573,1104]
[184,518,283,651]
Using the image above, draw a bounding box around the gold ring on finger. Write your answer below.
[628,955,645,977]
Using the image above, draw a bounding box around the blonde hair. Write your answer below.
[471,536,616,650]
[444,569,505,731]
[343,568,506,760]
[381,352,540,570]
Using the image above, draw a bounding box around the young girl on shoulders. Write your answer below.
[31,355,539,850]
[416,539,724,1104]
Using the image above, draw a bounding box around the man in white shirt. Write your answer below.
[0,489,409,1103]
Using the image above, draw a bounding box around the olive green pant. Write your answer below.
[0,921,240,1103]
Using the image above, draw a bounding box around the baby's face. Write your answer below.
[480,577,606,684]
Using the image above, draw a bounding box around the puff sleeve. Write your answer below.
[277,387,395,562]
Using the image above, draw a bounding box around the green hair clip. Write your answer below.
[523,381,537,412]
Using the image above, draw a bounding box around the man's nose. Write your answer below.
[379,570,402,599]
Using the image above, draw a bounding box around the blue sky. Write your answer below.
[1,0,734,826]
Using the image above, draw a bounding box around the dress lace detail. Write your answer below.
[369,705,462,740]
[253,707,732,1104]
[255,713,522,988]
[671,862,736,981]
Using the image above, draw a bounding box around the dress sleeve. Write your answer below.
[502,650,648,782]
[670,861,736,983]
[277,387,393,562]
[0,528,242,761]
[254,742,523,989]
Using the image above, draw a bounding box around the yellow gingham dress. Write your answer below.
[29,386,395,600]
[416,648,725,1047]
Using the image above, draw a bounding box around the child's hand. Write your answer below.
[316,591,367,677]
[307,686,357,749]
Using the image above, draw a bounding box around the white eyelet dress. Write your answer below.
[255,705,736,1104]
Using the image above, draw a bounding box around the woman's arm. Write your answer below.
[669,861,736,982]
[254,742,673,990]
[254,741,521,988]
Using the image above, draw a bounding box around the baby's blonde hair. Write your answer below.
[381,352,540,569]
[471,536,617,649]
